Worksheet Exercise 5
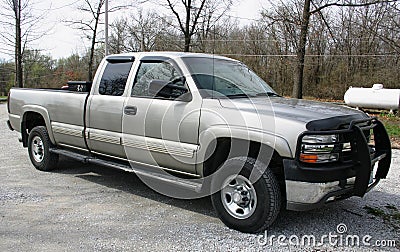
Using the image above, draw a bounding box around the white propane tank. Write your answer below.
[344,84,400,111]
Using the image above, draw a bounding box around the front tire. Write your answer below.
[211,157,281,233]
[28,126,59,171]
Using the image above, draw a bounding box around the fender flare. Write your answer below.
[21,105,56,145]
[196,125,293,175]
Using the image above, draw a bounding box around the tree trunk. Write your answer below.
[15,0,23,88]
[88,31,96,82]
[184,36,191,52]
[184,0,192,52]
[292,0,311,99]
[88,5,101,82]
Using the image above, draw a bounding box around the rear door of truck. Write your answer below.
[86,56,135,158]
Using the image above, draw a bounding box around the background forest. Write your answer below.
[0,0,399,100]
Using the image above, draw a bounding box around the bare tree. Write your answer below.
[67,0,105,81]
[265,0,399,99]
[363,2,400,53]
[0,0,48,87]
[67,0,133,81]
[193,1,232,52]
[109,18,128,54]
[163,0,232,52]
[127,10,167,52]
[109,10,170,53]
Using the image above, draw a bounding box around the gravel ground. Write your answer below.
[0,103,399,251]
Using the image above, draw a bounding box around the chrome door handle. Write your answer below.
[124,106,137,116]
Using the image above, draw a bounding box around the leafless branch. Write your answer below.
[310,0,399,14]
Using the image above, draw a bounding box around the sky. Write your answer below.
[0,0,265,61]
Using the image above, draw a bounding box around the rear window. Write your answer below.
[99,61,133,96]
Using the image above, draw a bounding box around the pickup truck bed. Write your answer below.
[9,88,88,149]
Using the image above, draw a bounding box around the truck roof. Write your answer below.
[105,51,236,62]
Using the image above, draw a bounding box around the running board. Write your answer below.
[50,148,202,192]
[51,149,89,163]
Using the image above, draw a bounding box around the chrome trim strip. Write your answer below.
[90,132,120,145]
[130,159,201,178]
[53,126,82,138]
[9,114,20,120]
[52,124,83,138]
[122,139,195,158]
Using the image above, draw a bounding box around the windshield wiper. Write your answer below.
[255,92,281,97]
[226,93,253,99]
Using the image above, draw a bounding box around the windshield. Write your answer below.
[181,57,278,98]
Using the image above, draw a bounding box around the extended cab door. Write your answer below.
[87,56,135,158]
[122,57,201,175]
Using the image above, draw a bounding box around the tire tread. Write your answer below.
[212,156,281,233]
[28,126,58,171]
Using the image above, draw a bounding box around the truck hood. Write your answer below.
[218,97,368,131]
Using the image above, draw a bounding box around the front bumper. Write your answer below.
[284,117,391,211]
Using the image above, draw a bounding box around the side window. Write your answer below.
[132,61,183,97]
[99,61,133,96]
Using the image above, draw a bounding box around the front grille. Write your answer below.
[341,148,353,163]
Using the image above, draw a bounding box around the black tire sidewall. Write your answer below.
[211,157,280,233]
[28,126,57,171]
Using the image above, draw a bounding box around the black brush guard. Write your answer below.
[291,117,392,198]
[350,118,391,196]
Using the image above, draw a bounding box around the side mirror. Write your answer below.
[149,77,191,101]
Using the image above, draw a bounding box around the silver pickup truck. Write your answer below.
[7,52,392,233]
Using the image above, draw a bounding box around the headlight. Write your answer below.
[300,134,340,164]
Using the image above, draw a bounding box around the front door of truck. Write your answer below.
[122,58,200,175]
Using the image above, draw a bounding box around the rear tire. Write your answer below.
[28,126,59,171]
[211,157,281,233]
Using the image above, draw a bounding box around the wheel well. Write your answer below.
[21,112,46,147]
[203,138,286,195]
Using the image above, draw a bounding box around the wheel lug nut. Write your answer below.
[242,197,249,201]
[237,186,243,191]
[241,191,248,195]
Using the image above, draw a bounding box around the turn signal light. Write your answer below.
[300,154,319,163]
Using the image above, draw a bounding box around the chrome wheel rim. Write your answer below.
[31,136,44,162]
[221,175,257,219]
